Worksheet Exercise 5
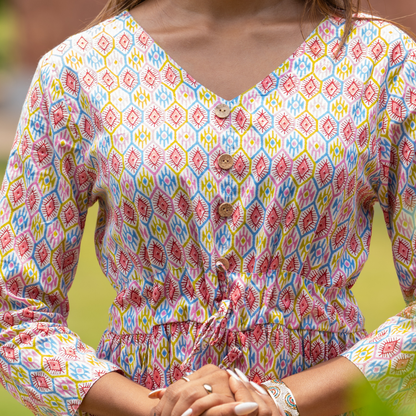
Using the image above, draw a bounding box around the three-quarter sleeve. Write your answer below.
[0,53,120,416]
[342,47,416,413]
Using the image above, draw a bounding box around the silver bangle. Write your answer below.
[261,379,300,416]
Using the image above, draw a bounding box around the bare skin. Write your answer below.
[129,0,323,101]
[283,356,379,416]
[79,0,380,415]
[78,372,155,416]
[79,365,235,415]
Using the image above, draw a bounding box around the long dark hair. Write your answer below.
[88,0,414,48]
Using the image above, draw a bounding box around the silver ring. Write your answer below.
[203,383,213,394]
[181,376,191,382]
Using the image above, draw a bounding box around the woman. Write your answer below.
[0,0,415,415]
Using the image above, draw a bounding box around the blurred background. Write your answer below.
[0,0,415,414]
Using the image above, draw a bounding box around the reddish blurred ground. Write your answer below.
[12,0,107,68]
[0,0,106,158]
[0,0,415,158]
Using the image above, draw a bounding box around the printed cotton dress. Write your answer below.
[1,10,416,416]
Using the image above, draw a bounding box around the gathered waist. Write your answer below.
[100,268,367,390]
[96,321,367,387]
[108,269,365,335]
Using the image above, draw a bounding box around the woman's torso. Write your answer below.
[36,10,410,391]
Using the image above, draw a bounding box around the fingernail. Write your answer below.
[234,402,259,415]
[250,381,268,395]
[181,409,192,416]
[148,388,165,399]
[226,368,241,381]
[234,368,249,382]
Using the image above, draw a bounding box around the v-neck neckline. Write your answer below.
[124,10,330,103]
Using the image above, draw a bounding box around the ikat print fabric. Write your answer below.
[0,10,416,416]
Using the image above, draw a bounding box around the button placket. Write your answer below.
[217,124,236,223]
[213,102,234,299]
[215,103,235,221]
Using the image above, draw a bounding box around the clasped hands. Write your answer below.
[149,364,284,416]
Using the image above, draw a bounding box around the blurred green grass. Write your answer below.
[0,160,409,415]
[0,1,17,71]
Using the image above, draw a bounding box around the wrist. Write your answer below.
[261,379,300,416]
[281,356,380,416]
[79,371,154,416]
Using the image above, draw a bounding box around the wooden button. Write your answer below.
[218,202,233,217]
[214,103,231,119]
[218,154,233,170]
[216,257,230,271]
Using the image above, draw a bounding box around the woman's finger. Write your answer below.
[180,393,235,416]
[159,383,207,416]
[170,375,233,416]
[240,381,285,416]
[155,367,236,416]
[234,368,249,382]
[225,370,268,397]
[163,370,233,416]
[249,382,268,396]
[228,377,257,403]
[201,401,260,416]
[152,379,189,416]
[227,377,264,415]
[148,388,166,399]
[185,364,223,381]
[228,377,278,416]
